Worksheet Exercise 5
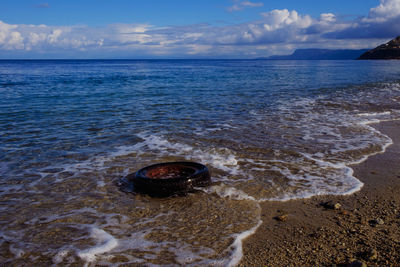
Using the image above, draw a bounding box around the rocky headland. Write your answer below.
[358,36,400,60]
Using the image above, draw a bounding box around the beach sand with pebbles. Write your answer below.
[239,120,400,267]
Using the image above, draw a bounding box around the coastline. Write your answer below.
[239,120,400,266]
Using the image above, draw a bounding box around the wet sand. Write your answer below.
[239,120,400,267]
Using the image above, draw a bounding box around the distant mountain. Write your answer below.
[358,36,400,60]
[260,48,369,60]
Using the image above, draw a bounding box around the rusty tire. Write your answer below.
[126,162,211,197]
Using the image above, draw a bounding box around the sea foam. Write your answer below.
[77,227,118,263]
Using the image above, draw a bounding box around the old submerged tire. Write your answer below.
[126,162,211,197]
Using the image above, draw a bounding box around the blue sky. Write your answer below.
[0,0,377,27]
[0,0,399,58]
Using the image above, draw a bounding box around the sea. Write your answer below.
[1,59,400,266]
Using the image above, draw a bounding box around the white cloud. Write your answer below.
[0,22,24,50]
[8,31,24,49]
[323,0,400,39]
[227,1,263,12]
[366,0,400,22]
[0,21,105,51]
[48,29,62,44]
[242,1,263,8]
[261,9,312,30]
[105,24,154,45]
[320,13,336,23]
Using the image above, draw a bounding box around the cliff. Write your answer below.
[358,36,400,60]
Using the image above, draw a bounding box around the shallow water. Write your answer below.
[1,59,400,265]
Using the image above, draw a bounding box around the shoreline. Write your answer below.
[239,120,400,266]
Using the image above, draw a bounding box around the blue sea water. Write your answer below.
[1,59,400,265]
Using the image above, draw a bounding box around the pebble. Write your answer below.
[370,218,384,226]
[275,214,288,222]
[366,248,378,260]
[323,201,342,210]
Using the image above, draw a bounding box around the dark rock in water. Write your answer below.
[358,36,400,60]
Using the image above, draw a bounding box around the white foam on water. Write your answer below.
[23,136,149,187]
[25,213,66,226]
[342,127,393,166]
[196,150,239,174]
[96,180,105,187]
[193,123,236,136]
[357,110,400,127]
[113,230,215,266]
[194,184,263,267]
[9,245,24,258]
[50,137,148,175]
[201,184,256,201]
[263,161,366,202]
[53,249,69,264]
[45,131,241,185]
[332,115,394,166]
[358,111,391,117]
[134,132,241,175]
[112,231,163,265]
[136,132,194,153]
[245,98,398,202]
[76,227,118,263]
[25,207,109,226]
[301,153,364,194]
[227,218,262,267]
[119,230,161,250]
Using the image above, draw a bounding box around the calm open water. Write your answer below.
[1,59,400,266]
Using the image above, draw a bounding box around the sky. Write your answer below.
[0,0,399,59]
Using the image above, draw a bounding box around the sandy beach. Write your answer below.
[239,120,400,266]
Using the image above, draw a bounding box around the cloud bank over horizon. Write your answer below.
[1,0,400,58]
